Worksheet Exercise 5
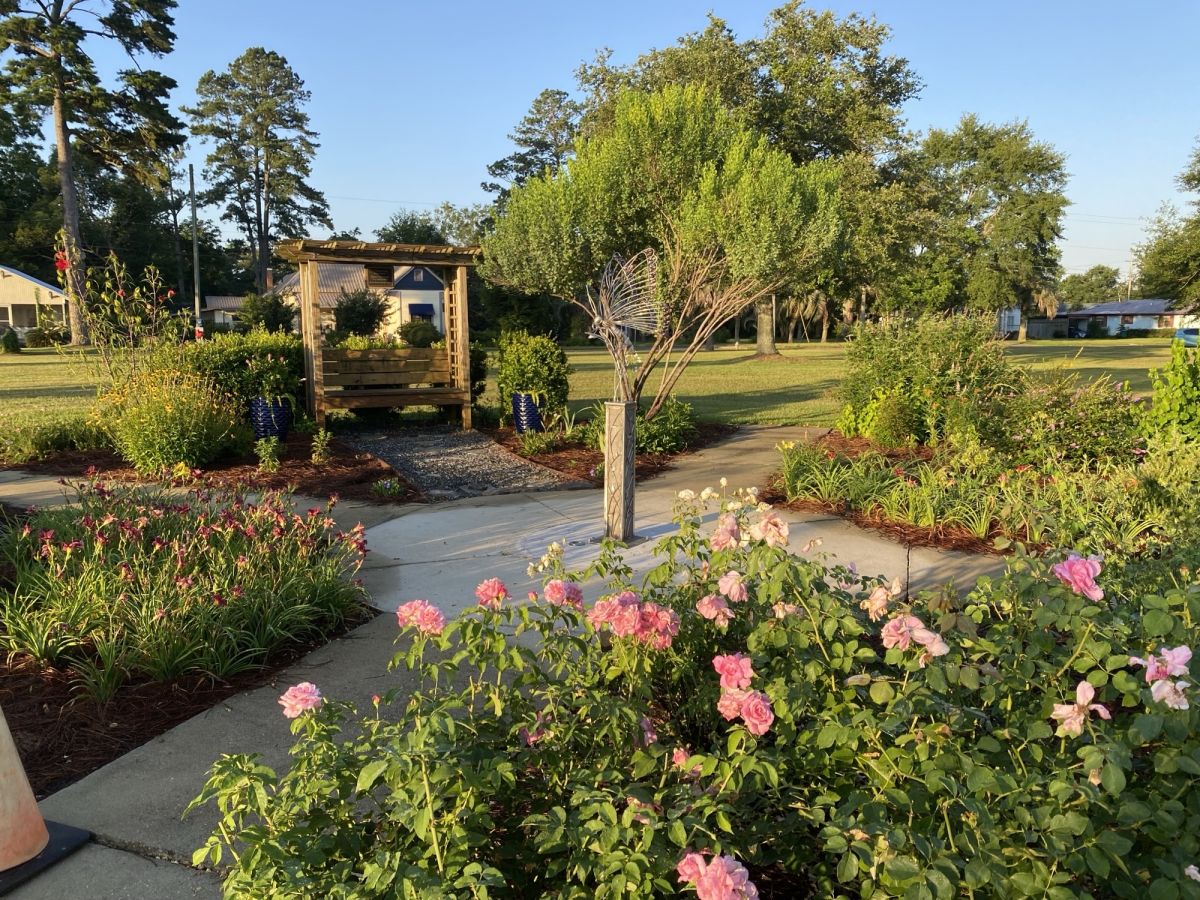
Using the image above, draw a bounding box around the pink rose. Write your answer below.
[1130,645,1192,683]
[474,577,509,609]
[395,599,445,635]
[717,571,749,603]
[677,852,706,885]
[695,854,760,900]
[881,614,923,651]
[713,653,754,690]
[749,510,789,547]
[1050,680,1111,737]
[717,688,748,720]
[1151,679,1190,710]
[544,579,584,609]
[772,602,799,619]
[860,585,891,621]
[696,594,734,627]
[278,682,322,718]
[710,514,741,551]
[1052,553,1104,602]
[739,690,774,736]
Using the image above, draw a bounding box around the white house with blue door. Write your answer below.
[384,265,445,334]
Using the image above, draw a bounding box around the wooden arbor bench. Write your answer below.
[276,240,480,429]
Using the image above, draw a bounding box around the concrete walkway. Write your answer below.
[9,426,1004,898]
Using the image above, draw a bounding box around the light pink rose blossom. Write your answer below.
[1185,864,1200,883]
[1050,680,1111,736]
[713,653,755,690]
[880,614,923,651]
[860,585,891,621]
[772,602,799,619]
[678,853,760,900]
[697,594,734,627]
[710,514,741,551]
[749,511,789,548]
[717,570,749,603]
[677,852,707,885]
[395,599,445,635]
[739,690,775,737]
[1052,553,1104,602]
[717,688,749,720]
[474,577,509,609]
[1130,645,1193,683]
[278,682,323,718]
[587,592,678,649]
[544,579,584,609]
[672,747,701,777]
[1150,679,1190,710]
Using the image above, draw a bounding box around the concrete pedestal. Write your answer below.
[603,401,636,542]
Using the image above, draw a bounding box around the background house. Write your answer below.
[1065,299,1200,336]
[275,263,445,334]
[0,265,66,338]
[201,296,246,329]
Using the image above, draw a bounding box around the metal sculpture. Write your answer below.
[581,249,663,540]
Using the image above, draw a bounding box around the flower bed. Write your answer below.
[191,488,1199,898]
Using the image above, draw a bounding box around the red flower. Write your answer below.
[54,256,69,271]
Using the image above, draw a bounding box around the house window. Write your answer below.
[0,308,9,325]
[413,269,423,283]
[11,304,38,327]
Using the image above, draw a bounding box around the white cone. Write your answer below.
[0,705,49,871]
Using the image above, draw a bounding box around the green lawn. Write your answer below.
[0,338,1177,431]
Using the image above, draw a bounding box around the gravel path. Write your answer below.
[342,426,588,500]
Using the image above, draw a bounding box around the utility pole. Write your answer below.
[189,164,203,340]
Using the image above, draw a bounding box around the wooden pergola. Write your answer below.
[276,240,480,429]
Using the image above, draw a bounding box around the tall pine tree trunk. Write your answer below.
[755,295,778,356]
[820,309,830,343]
[53,86,88,345]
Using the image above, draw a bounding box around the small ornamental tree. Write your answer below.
[482,85,842,419]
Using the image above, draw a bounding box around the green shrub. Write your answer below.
[238,293,296,333]
[469,342,489,404]
[180,329,303,409]
[861,389,919,447]
[329,333,399,350]
[1142,340,1200,441]
[0,414,112,464]
[255,437,282,473]
[98,368,244,474]
[191,492,1200,898]
[22,327,56,348]
[1,330,20,353]
[496,331,570,422]
[1,480,366,698]
[1003,370,1141,465]
[398,320,442,348]
[636,395,698,454]
[332,288,388,336]
[310,428,333,465]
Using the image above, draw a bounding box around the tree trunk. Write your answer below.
[820,310,830,343]
[1018,313,1028,343]
[755,295,778,356]
[733,314,740,346]
[53,86,88,345]
[167,181,187,301]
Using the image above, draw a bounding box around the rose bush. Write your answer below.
[191,488,1199,898]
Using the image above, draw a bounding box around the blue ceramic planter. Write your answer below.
[249,397,291,441]
[511,392,544,434]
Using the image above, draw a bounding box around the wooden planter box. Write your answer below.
[317,347,469,418]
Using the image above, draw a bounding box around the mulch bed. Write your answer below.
[5,431,423,505]
[2,606,377,799]
[488,422,738,486]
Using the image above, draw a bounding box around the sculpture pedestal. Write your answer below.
[603,401,637,542]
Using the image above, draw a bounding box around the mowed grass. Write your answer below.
[0,338,1177,430]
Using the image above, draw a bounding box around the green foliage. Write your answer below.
[1136,205,1200,308]
[496,331,570,421]
[255,437,282,473]
[1139,430,1200,545]
[1059,264,1122,310]
[21,327,55,348]
[397,320,442,348]
[0,414,111,465]
[861,388,920,447]
[1,480,365,699]
[179,329,303,409]
[1,330,20,354]
[1143,340,1200,441]
[842,314,1019,443]
[238,293,296,333]
[484,88,581,198]
[370,477,408,500]
[634,396,698,454]
[469,342,489,404]
[310,428,333,465]
[97,368,243,475]
[332,288,388,337]
[1002,370,1141,465]
[329,333,399,350]
[375,210,446,243]
[191,490,1200,897]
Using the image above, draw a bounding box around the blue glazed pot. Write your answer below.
[249,397,291,441]
[511,392,544,434]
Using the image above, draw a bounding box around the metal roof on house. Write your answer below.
[203,296,246,311]
[274,263,367,304]
[1073,299,1175,316]
[0,264,65,299]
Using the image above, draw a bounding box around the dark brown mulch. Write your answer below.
[487,422,738,486]
[815,430,935,463]
[6,431,424,505]
[2,608,377,799]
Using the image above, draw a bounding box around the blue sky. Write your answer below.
[88,0,1200,277]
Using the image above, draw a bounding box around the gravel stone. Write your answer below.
[342,426,588,500]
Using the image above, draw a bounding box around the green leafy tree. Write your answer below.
[911,115,1067,336]
[483,88,581,198]
[483,86,841,418]
[239,293,295,333]
[185,48,331,293]
[1137,205,1200,307]
[1059,264,1121,309]
[0,0,183,343]
[375,210,445,244]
